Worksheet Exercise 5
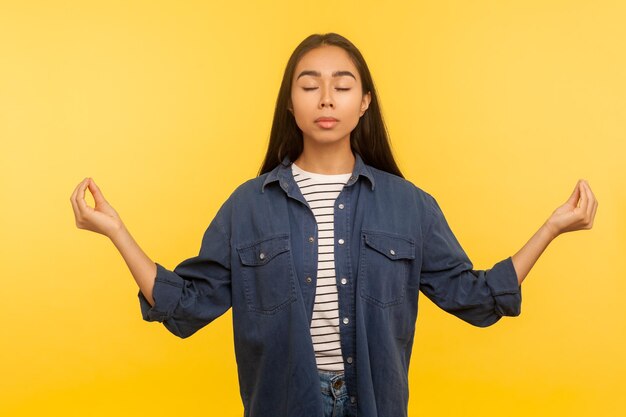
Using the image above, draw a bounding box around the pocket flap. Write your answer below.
[363,232,415,260]
[237,235,290,266]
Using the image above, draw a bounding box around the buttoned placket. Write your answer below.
[279,174,319,304]
[334,174,357,408]
[273,163,366,411]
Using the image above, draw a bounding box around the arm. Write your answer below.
[71,177,233,338]
[419,192,521,327]
[109,224,158,306]
[511,179,598,285]
[418,179,597,327]
[71,177,158,306]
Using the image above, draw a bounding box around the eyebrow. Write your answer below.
[296,70,356,80]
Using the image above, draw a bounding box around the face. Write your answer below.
[289,45,371,147]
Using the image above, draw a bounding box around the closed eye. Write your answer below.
[302,87,352,91]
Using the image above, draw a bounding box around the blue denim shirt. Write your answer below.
[138,152,522,417]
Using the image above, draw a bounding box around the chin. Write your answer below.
[308,138,348,147]
[304,131,351,144]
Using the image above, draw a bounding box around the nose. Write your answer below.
[318,87,334,109]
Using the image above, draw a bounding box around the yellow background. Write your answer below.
[1,0,624,416]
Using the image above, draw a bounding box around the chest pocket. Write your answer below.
[359,231,415,308]
[236,234,297,314]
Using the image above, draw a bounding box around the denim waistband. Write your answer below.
[319,369,347,399]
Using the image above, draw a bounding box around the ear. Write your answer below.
[360,92,371,117]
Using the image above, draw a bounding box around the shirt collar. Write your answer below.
[261,151,376,193]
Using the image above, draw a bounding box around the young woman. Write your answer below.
[70,33,597,417]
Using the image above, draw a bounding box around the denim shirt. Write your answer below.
[138,152,522,417]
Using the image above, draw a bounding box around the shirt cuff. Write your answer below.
[138,262,184,323]
[485,256,522,317]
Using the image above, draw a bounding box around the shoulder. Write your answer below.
[366,165,438,210]
[205,173,269,219]
[232,174,267,195]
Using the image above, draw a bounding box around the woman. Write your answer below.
[70,33,597,417]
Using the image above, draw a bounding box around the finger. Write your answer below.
[590,198,598,227]
[70,178,88,218]
[566,180,581,206]
[70,177,86,203]
[88,178,107,206]
[577,180,588,212]
[582,181,595,223]
[584,180,596,203]
[76,178,92,213]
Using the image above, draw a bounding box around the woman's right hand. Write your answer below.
[70,177,124,238]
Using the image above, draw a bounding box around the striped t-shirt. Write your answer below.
[292,161,351,372]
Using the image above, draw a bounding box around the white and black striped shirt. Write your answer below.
[292,162,351,372]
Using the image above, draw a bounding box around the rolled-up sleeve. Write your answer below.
[138,197,233,338]
[418,193,521,327]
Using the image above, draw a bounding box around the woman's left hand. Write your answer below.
[544,179,598,238]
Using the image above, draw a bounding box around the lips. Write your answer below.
[315,117,338,129]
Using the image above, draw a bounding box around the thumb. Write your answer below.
[87,178,108,206]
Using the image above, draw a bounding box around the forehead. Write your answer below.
[293,45,359,80]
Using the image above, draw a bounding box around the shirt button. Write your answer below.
[308,236,315,243]
[349,176,355,181]
[259,252,265,260]
[340,278,347,285]
[389,249,396,256]
[346,356,353,364]
[342,317,349,325]
[350,396,356,404]
[306,276,312,283]
[338,203,345,209]
[338,238,345,245]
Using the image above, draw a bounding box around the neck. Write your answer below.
[293,139,355,175]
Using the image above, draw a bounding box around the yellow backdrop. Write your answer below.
[1,1,624,416]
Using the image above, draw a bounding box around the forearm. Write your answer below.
[511,223,558,285]
[109,224,157,306]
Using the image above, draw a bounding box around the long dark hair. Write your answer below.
[257,33,404,178]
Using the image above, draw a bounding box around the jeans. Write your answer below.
[319,370,354,417]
